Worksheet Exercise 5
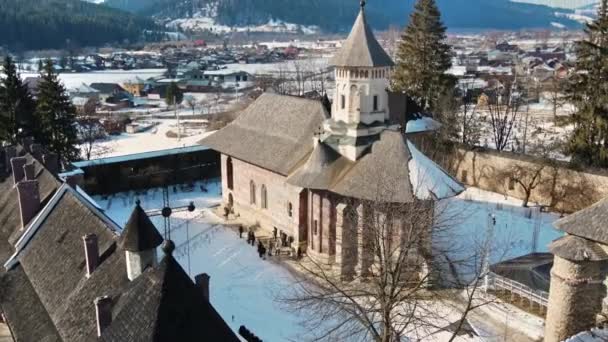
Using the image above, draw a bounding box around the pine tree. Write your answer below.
[567,0,608,167]
[0,56,36,144]
[36,59,79,161]
[165,82,183,108]
[391,0,453,111]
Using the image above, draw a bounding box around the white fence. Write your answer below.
[486,272,549,308]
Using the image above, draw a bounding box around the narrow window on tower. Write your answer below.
[373,95,378,111]
[341,95,346,109]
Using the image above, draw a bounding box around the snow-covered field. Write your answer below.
[92,181,563,341]
[82,119,213,159]
[20,69,166,89]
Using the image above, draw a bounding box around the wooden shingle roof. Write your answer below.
[200,93,328,175]
[101,254,239,342]
[288,131,463,203]
[119,204,163,252]
[329,7,394,68]
[554,197,608,245]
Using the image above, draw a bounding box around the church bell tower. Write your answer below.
[324,0,396,161]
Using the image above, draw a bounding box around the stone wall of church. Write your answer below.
[220,154,304,244]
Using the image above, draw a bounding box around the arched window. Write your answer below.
[349,85,358,114]
[261,185,268,209]
[226,157,234,190]
[287,202,293,217]
[250,180,256,205]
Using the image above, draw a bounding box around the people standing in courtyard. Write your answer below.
[251,231,256,246]
[238,225,243,239]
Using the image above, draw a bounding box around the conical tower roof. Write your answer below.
[330,3,394,68]
[119,204,163,252]
[100,253,239,341]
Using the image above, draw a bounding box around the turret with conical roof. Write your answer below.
[326,1,396,161]
[119,203,164,281]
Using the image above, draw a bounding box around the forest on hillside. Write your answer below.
[105,0,581,31]
[0,0,162,51]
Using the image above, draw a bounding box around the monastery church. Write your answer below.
[201,2,463,278]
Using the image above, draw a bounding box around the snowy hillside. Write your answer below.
[164,2,320,34]
[511,0,598,9]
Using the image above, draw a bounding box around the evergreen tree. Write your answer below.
[165,82,183,108]
[391,0,453,111]
[567,0,608,167]
[0,56,36,144]
[36,60,79,161]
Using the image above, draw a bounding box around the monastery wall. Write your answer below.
[412,135,608,213]
[221,154,304,243]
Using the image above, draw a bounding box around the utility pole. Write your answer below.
[175,94,181,142]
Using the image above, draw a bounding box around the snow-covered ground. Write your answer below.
[82,119,213,159]
[440,187,562,271]
[91,181,563,341]
[20,69,166,89]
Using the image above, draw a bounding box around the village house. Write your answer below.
[0,144,238,341]
[201,2,462,278]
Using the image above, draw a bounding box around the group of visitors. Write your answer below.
[236,225,304,259]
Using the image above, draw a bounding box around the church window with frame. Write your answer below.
[250,180,256,205]
[261,185,268,209]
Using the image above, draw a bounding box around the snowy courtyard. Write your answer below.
[92,181,563,341]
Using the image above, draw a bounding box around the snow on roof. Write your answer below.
[406,117,442,134]
[72,145,210,168]
[69,82,100,94]
[447,65,467,76]
[407,140,464,200]
[204,69,251,76]
[565,328,608,342]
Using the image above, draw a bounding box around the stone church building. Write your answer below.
[201,3,462,278]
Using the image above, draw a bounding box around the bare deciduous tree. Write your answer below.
[486,82,522,151]
[280,176,496,342]
[502,163,547,208]
[185,96,197,115]
[458,79,482,146]
[80,119,104,161]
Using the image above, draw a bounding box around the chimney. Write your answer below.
[195,273,210,301]
[4,146,16,173]
[16,180,40,229]
[42,153,59,174]
[83,234,99,277]
[23,163,36,181]
[11,157,27,184]
[94,296,112,337]
[30,144,43,161]
[65,173,84,188]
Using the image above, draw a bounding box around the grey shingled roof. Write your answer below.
[2,182,237,341]
[329,7,394,68]
[288,130,461,203]
[554,197,608,244]
[200,93,328,175]
[331,131,414,202]
[286,141,354,190]
[101,255,240,342]
[0,265,61,342]
[549,235,608,261]
[0,149,61,261]
[16,190,122,338]
[119,204,164,252]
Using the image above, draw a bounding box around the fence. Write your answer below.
[486,272,549,308]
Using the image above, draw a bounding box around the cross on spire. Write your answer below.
[360,0,366,8]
